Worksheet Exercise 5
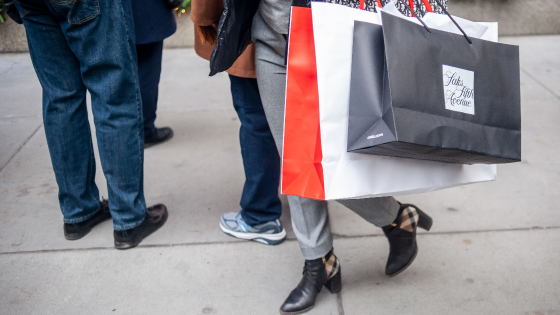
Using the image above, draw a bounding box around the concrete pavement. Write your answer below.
[0,35,559,315]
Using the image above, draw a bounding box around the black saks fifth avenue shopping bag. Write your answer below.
[347,12,521,164]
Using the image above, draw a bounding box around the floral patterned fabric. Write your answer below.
[323,0,448,16]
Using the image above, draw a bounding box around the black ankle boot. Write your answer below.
[280,250,342,315]
[382,204,432,277]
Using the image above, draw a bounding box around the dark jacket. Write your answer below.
[4,0,22,24]
[191,0,257,78]
[131,0,177,45]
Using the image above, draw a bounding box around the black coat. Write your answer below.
[131,0,177,45]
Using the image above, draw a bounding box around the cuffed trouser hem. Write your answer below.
[62,202,102,224]
[113,217,144,231]
[300,244,334,261]
[239,210,282,227]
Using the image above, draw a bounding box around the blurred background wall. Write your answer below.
[1,0,559,53]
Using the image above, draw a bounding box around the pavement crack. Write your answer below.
[337,292,345,315]
[0,226,557,256]
[330,225,559,239]
[0,123,43,173]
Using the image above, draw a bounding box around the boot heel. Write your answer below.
[324,267,342,294]
[416,209,433,231]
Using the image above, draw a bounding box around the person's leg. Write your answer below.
[253,13,338,314]
[252,9,399,259]
[136,41,173,147]
[229,74,282,225]
[50,0,146,230]
[218,74,285,245]
[15,0,102,224]
[136,41,162,138]
[338,198,399,227]
[253,8,429,313]
[253,10,334,260]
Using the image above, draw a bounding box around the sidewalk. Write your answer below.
[0,35,559,315]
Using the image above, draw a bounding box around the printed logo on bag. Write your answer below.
[442,65,475,115]
[367,133,383,140]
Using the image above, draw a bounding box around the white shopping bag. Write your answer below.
[281,1,498,200]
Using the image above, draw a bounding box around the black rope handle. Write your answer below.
[395,0,472,44]
[432,0,472,44]
[398,0,432,33]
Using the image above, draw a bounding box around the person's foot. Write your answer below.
[144,127,173,148]
[64,199,111,240]
[114,204,168,249]
[219,211,286,245]
[382,203,432,277]
[280,249,342,315]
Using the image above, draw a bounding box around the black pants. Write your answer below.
[136,40,163,138]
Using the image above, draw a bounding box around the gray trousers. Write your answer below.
[252,11,400,260]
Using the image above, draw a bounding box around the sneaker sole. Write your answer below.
[219,222,286,245]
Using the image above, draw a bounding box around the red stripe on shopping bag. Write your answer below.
[282,6,326,200]
[422,0,433,12]
[409,0,433,13]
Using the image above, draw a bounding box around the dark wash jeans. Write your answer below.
[229,75,282,225]
[15,0,147,230]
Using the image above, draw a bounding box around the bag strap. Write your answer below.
[432,0,472,44]
[398,0,472,44]
[408,0,433,15]
[422,0,433,12]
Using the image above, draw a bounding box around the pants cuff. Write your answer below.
[63,202,102,224]
[299,244,333,261]
[113,217,145,231]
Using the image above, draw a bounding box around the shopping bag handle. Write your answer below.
[398,0,472,44]
[397,0,433,33]
[409,0,433,14]
[359,0,384,10]
[433,0,472,44]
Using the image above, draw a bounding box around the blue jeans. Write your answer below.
[137,41,164,138]
[229,75,282,226]
[15,0,146,230]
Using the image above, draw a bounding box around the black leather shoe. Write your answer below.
[144,127,173,148]
[280,250,341,315]
[64,200,111,240]
[383,203,432,277]
[114,204,168,249]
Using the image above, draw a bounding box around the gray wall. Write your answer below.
[0,12,196,53]
[448,0,560,36]
[1,0,559,53]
